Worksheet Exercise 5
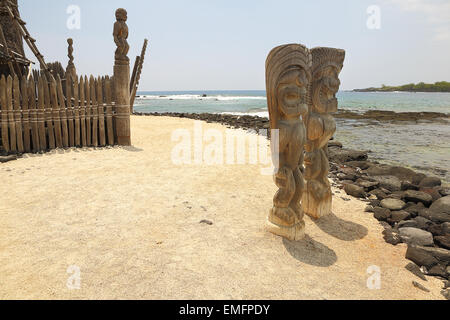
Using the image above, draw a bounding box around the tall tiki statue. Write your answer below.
[303,47,345,219]
[265,44,312,241]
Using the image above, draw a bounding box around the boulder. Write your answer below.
[399,227,434,246]
[413,246,450,264]
[339,167,356,175]
[442,289,450,300]
[390,167,417,182]
[412,216,433,230]
[440,188,450,197]
[430,195,450,212]
[364,165,416,182]
[419,196,450,223]
[390,210,411,223]
[398,220,418,229]
[419,208,450,223]
[420,187,442,202]
[413,281,430,293]
[372,175,402,192]
[328,148,368,164]
[0,155,18,163]
[401,181,419,191]
[404,202,425,217]
[373,207,391,221]
[419,176,442,188]
[435,235,450,250]
[340,180,354,186]
[379,187,391,194]
[444,280,450,289]
[379,221,392,230]
[369,188,388,200]
[403,190,433,206]
[387,191,406,200]
[405,245,438,269]
[381,198,406,211]
[411,173,426,185]
[442,222,450,234]
[328,141,343,148]
[338,173,358,181]
[428,224,445,236]
[344,184,366,198]
[405,262,427,281]
[428,265,447,278]
[356,179,379,191]
[364,165,393,176]
[346,161,371,170]
[383,229,402,245]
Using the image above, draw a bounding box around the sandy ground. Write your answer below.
[0,115,446,300]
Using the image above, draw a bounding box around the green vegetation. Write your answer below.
[354,81,450,92]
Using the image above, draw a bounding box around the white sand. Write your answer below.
[0,115,445,299]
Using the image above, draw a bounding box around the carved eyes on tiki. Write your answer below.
[277,70,309,117]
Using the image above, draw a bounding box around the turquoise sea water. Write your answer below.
[135,91,450,115]
[135,91,450,182]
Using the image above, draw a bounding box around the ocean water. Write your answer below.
[135,91,450,182]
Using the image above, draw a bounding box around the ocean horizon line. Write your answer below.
[136,89,450,95]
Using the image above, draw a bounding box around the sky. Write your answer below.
[21,0,450,91]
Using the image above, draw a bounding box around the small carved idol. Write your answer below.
[66,38,76,77]
[113,8,130,63]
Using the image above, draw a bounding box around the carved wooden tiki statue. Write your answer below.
[265,44,312,241]
[303,47,345,219]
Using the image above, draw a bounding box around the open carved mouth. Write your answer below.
[320,88,337,103]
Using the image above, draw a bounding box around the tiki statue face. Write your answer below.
[312,66,341,113]
[277,69,309,118]
[116,8,128,22]
[311,47,345,114]
[266,44,312,130]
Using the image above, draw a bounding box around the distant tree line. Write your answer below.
[354,81,450,92]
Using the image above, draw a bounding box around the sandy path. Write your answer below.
[0,116,445,299]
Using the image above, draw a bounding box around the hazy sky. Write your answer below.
[21,0,450,91]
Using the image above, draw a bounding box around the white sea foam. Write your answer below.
[136,94,266,101]
[220,111,269,118]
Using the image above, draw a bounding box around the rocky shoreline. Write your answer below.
[134,111,449,298]
[134,109,450,125]
[328,146,450,297]
[334,109,450,123]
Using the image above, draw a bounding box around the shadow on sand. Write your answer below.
[119,145,144,152]
[310,212,368,242]
[16,144,144,159]
[283,235,337,267]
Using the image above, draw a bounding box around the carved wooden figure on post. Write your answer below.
[302,47,345,219]
[265,44,311,241]
[113,8,131,146]
[113,8,129,64]
[66,38,76,78]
